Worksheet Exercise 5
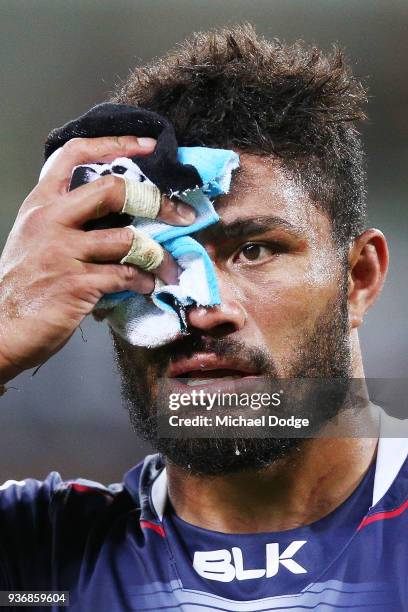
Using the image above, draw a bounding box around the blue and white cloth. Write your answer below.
[96,147,239,347]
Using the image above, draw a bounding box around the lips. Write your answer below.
[166,353,259,380]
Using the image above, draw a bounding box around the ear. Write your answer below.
[347,229,389,328]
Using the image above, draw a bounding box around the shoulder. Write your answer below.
[0,456,148,524]
[0,471,135,516]
[0,464,145,589]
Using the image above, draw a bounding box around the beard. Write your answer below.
[111,284,351,476]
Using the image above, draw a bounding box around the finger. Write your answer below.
[38,135,156,192]
[51,174,127,227]
[82,262,155,296]
[78,226,136,262]
[120,179,195,225]
[157,195,196,226]
[78,227,181,285]
[151,249,180,285]
[119,228,180,284]
[52,175,196,229]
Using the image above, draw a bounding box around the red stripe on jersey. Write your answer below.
[140,520,166,537]
[69,483,113,496]
[70,483,94,493]
[358,498,408,530]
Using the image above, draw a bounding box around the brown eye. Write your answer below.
[241,244,261,261]
[234,241,285,265]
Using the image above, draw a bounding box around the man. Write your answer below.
[0,24,404,611]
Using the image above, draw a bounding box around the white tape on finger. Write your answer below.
[120,226,164,271]
[121,177,162,219]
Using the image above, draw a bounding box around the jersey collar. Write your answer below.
[372,408,408,506]
[127,407,408,522]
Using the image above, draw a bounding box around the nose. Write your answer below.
[186,298,247,337]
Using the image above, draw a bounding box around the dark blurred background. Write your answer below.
[0,0,407,483]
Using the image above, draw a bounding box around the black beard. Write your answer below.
[112,285,351,476]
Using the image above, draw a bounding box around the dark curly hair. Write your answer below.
[112,23,368,245]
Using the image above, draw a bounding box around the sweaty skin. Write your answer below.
[113,154,389,533]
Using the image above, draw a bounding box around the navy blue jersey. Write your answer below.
[1,410,408,611]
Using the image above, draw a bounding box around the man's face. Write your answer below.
[112,154,351,474]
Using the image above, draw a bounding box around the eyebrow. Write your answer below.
[194,215,306,242]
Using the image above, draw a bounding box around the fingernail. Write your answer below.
[137,137,156,149]
[176,202,196,224]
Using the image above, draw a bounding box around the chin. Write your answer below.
[156,437,303,476]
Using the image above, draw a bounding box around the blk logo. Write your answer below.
[193,541,307,582]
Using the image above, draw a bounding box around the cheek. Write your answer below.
[229,258,341,353]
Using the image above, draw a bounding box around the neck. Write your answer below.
[167,432,377,533]
[166,351,378,533]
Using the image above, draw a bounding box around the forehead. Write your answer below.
[215,153,331,238]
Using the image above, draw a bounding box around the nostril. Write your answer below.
[186,303,246,335]
[202,322,239,338]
